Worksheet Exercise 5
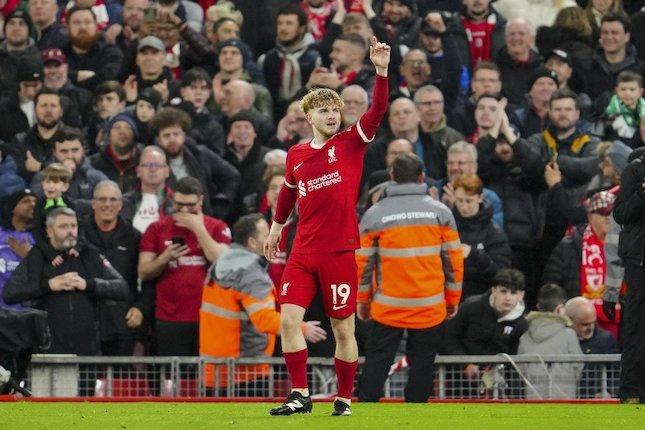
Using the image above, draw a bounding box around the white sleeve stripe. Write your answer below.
[356,120,374,143]
[284,180,296,188]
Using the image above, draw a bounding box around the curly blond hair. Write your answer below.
[300,88,344,113]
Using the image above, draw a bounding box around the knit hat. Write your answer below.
[3,9,33,34]
[3,188,36,220]
[218,39,249,65]
[17,57,44,82]
[584,190,615,215]
[137,88,162,110]
[228,110,257,132]
[528,67,559,90]
[606,140,632,174]
[108,112,139,139]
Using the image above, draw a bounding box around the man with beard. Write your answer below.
[149,107,240,220]
[0,189,37,309]
[29,126,109,217]
[90,112,142,193]
[0,55,83,140]
[3,207,128,359]
[7,87,64,182]
[63,6,124,91]
[28,0,69,50]
[527,88,600,273]
[41,48,94,127]
[104,0,150,53]
[258,3,321,119]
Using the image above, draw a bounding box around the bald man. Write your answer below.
[218,79,275,143]
[565,297,618,399]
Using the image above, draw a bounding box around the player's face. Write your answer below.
[306,104,341,139]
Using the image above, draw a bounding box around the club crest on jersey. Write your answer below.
[328,146,337,163]
[281,282,290,296]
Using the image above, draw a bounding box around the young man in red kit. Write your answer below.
[264,36,390,417]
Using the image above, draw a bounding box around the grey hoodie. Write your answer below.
[518,312,584,399]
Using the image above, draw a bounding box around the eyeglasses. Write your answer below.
[139,162,167,169]
[93,197,121,203]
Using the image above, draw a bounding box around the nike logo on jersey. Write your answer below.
[332,304,347,311]
[294,162,304,171]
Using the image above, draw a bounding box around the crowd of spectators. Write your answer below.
[1,0,644,401]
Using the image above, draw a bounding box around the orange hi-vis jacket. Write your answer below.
[356,183,464,329]
[199,245,280,388]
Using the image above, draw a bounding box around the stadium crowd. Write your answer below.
[1,0,645,402]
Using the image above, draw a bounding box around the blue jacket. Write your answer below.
[0,227,34,309]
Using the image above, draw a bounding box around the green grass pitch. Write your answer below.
[1,402,642,430]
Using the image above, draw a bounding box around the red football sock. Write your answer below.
[335,357,358,399]
[284,348,309,390]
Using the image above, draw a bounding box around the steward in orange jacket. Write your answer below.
[200,225,280,392]
[199,214,326,395]
[355,153,464,403]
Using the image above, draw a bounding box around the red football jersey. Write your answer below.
[284,127,368,253]
[139,215,232,322]
[274,75,389,253]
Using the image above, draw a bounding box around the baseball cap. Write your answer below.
[138,36,165,52]
[41,48,67,65]
[546,49,572,66]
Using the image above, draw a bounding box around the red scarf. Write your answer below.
[301,1,333,40]
[340,69,358,85]
[580,224,620,336]
[461,14,497,70]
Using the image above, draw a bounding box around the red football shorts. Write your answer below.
[279,251,358,318]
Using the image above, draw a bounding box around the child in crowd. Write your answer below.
[133,88,162,145]
[31,163,78,266]
[518,284,584,399]
[598,70,645,140]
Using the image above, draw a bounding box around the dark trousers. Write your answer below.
[357,321,445,402]
[153,320,199,357]
[151,320,199,395]
[619,262,645,400]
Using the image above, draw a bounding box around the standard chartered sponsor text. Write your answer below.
[307,170,342,192]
